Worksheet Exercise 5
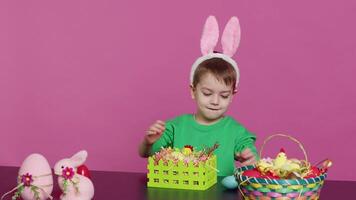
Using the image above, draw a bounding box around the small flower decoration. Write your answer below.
[62,167,75,180]
[12,173,41,200]
[21,173,33,187]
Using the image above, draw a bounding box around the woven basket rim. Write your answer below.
[234,165,327,186]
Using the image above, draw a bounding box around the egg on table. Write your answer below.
[18,153,53,200]
[221,175,238,189]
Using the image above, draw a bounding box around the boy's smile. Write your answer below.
[191,73,234,125]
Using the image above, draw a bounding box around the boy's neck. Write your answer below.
[193,114,224,125]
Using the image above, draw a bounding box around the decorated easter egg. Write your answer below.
[242,169,262,178]
[18,153,53,200]
[305,166,321,178]
[221,175,238,189]
[77,164,91,179]
[261,171,280,179]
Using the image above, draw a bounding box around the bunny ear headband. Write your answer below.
[190,15,241,89]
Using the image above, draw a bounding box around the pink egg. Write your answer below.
[18,153,53,200]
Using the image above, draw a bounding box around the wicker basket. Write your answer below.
[147,155,217,190]
[235,134,328,200]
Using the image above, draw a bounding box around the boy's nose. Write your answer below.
[210,95,220,105]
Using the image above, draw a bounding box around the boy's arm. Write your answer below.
[234,128,259,166]
[138,140,154,158]
[138,120,174,158]
[138,120,165,158]
[235,146,259,166]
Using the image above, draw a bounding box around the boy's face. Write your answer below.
[190,73,234,124]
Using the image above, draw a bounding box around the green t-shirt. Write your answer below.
[151,114,258,176]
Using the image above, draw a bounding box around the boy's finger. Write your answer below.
[156,120,165,126]
[241,157,256,166]
[241,148,251,154]
[154,123,165,131]
[147,130,158,135]
[242,152,253,159]
[241,149,253,158]
[235,152,244,160]
[148,127,162,135]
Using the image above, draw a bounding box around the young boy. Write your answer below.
[139,16,258,176]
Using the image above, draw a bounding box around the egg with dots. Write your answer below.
[18,153,53,200]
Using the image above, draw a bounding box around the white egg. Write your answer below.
[18,153,53,200]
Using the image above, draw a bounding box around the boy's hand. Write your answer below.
[144,120,166,145]
[235,148,257,166]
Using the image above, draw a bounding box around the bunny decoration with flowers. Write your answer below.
[1,153,54,200]
[54,150,94,200]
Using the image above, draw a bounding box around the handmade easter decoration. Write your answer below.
[1,153,53,200]
[235,134,332,200]
[147,143,219,190]
[191,15,241,92]
[54,150,94,200]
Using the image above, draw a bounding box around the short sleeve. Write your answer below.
[150,120,175,154]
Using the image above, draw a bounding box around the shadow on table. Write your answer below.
[146,184,241,200]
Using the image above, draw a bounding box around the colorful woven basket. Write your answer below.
[235,134,328,200]
[147,155,217,190]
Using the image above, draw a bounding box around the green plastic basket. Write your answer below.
[147,155,217,190]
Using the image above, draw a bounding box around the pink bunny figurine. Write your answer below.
[54,150,94,200]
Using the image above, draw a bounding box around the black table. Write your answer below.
[0,166,354,199]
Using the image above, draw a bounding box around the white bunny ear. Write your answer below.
[200,16,219,55]
[221,16,241,57]
[70,150,88,167]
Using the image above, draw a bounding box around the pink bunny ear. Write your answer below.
[221,16,241,57]
[200,16,219,55]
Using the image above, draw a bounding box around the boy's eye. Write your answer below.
[202,92,212,96]
[221,95,229,99]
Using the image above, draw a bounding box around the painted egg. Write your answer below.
[18,153,53,200]
[221,175,238,189]
[77,164,91,179]
[305,166,321,178]
[242,169,262,178]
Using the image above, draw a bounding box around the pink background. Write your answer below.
[1,0,355,181]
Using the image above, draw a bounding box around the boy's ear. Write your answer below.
[233,89,238,95]
[230,89,237,102]
[190,85,196,99]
